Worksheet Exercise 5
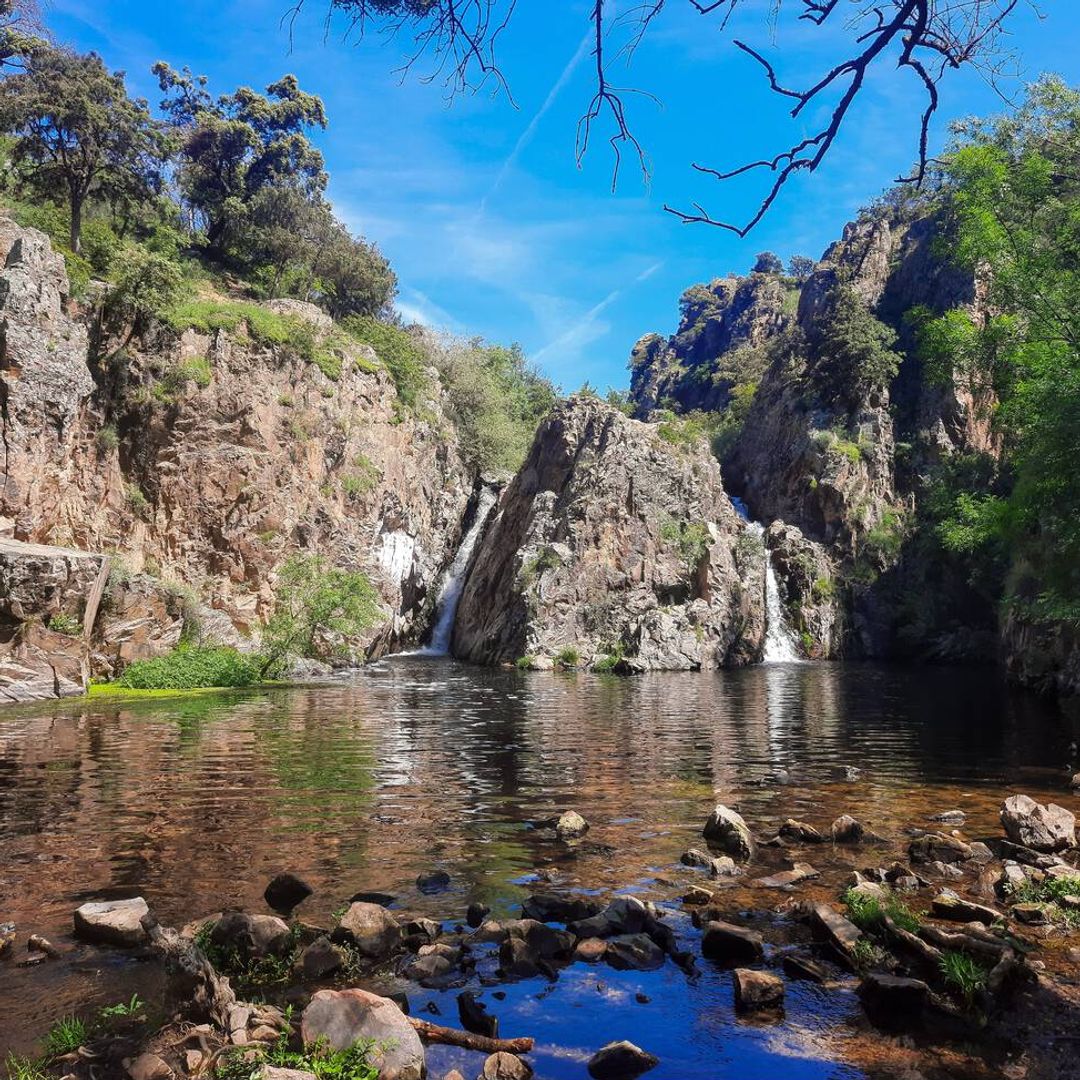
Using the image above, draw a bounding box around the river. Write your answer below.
[0,659,1076,1077]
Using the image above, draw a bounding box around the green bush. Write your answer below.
[47,612,82,636]
[117,645,260,689]
[554,647,580,670]
[343,315,428,408]
[660,516,711,570]
[108,244,186,325]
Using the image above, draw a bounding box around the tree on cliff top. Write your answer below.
[0,43,167,253]
[292,0,1022,235]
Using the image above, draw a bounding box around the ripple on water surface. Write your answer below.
[0,660,1075,1075]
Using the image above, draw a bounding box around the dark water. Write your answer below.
[0,660,1076,1077]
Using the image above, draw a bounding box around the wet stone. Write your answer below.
[831,815,865,844]
[466,902,490,928]
[575,938,608,963]
[264,873,312,914]
[733,968,785,1012]
[859,973,929,1025]
[779,820,824,844]
[457,990,497,1039]
[294,936,347,981]
[782,954,829,984]
[931,890,1001,924]
[481,1052,533,1080]
[522,892,603,923]
[702,804,755,861]
[587,1041,659,1080]
[752,863,819,889]
[74,897,150,947]
[604,933,666,971]
[555,810,590,841]
[701,920,764,964]
[908,833,973,865]
[683,885,714,905]
[1001,794,1076,853]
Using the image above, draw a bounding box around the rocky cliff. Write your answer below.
[0,216,477,697]
[453,397,766,670]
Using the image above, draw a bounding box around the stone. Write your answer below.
[782,954,829,984]
[264,873,313,913]
[481,1052,533,1080]
[522,892,603,924]
[457,991,498,1039]
[680,848,714,869]
[809,904,861,962]
[908,833,973,865]
[733,968,785,1012]
[569,897,649,939]
[930,810,967,826]
[466,902,491,928]
[301,989,425,1080]
[404,918,441,943]
[831,815,865,843]
[555,810,590,841]
[701,921,764,964]
[294,936,347,980]
[703,805,755,860]
[752,863,819,889]
[575,938,608,963]
[778,820,824,844]
[1011,903,1049,926]
[930,890,1001,924]
[587,1041,659,1080]
[604,934,666,971]
[417,870,451,895]
[125,1053,173,1080]
[74,897,149,947]
[406,952,455,984]
[858,973,929,1020]
[709,856,739,878]
[0,923,15,955]
[262,1069,317,1080]
[1001,795,1076,853]
[683,885,714,905]
[334,902,402,959]
[210,912,292,960]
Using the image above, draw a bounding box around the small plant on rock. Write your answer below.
[554,647,580,670]
[939,950,990,1007]
[47,612,82,636]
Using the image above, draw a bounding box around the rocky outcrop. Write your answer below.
[453,397,765,670]
[0,215,476,690]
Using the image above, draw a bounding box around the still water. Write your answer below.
[0,659,1076,1077]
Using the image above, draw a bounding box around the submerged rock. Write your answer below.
[416,870,452,895]
[908,833,973,865]
[752,863,819,889]
[587,1041,659,1080]
[733,968,785,1012]
[466,902,491,928]
[457,991,498,1039]
[703,805,755,861]
[74,897,149,947]
[522,892,602,924]
[301,989,424,1080]
[1001,794,1076,853]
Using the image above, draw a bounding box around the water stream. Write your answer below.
[423,484,498,655]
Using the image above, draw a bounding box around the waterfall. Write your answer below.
[732,499,804,664]
[424,485,498,655]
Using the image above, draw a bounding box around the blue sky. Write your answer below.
[48,0,1080,391]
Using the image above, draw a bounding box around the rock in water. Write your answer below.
[907,833,973,865]
[858,972,929,1024]
[294,937,346,980]
[702,805,755,861]
[830,815,865,843]
[332,902,403,959]
[481,1052,533,1080]
[733,969,785,1012]
[264,873,312,913]
[210,912,292,960]
[457,991,498,1038]
[779,820,824,844]
[1001,794,1076,853]
[73,897,149,947]
[555,810,590,841]
[587,1041,659,1080]
[301,989,424,1080]
[701,921,764,964]
[466,902,491,928]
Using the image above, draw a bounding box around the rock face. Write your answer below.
[0,215,476,697]
[300,989,424,1080]
[1000,795,1076,853]
[453,397,766,670]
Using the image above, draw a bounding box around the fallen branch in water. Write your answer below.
[406,1017,533,1054]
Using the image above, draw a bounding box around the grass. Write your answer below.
[217,1036,379,1080]
[96,994,145,1025]
[116,645,261,690]
[46,612,82,636]
[842,887,921,934]
[851,938,888,971]
[1008,873,1080,927]
[4,1055,48,1080]
[939,950,990,1006]
[515,655,535,670]
[554,647,580,670]
[591,645,626,673]
[42,1016,88,1058]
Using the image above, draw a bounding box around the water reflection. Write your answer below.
[0,661,1075,1072]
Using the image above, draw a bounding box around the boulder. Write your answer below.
[521,892,603,924]
[587,1041,659,1080]
[683,885,714,906]
[604,934,666,972]
[466,902,491,928]
[294,936,347,981]
[1001,794,1076,853]
[733,968,785,1012]
[575,938,608,963]
[808,904,861,963]
[701,921,764,964]
[830,815,865,844]
[301,989,424,1080]
[416,870,451,895]
[406,952,455,985]
[264,873,313,913]
[930,890,1001,924]
[480,1052,532,1080]
[778,820,824,844]
[858,972,929,1022]
[782,954,829,984]
[457,991,497,1039]
[702,805,755,861]
[74,897,149,947]
[555,810,590,841]
[210,912,292,959]
[569,897,649,939]
[125,1053,174,1080]
[333,902,402,959]
[908,833,973,865]
[930,810,967,826]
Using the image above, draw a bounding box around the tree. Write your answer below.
[752,251,783,275]
[154,63,328,260]
[292,0,1021,234]
[0,0,45,70]
[787,255,815,284]
[261,553,380,673]
[0,43,166,253]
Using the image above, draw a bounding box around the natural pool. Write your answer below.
[1,659,1077,1077]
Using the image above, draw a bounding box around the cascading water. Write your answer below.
[423,485,498,655]
[731,499,804,664]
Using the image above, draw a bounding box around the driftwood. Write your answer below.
[142,914,236,1028]
[918,923,1009,964]
[406,1017,533,1054]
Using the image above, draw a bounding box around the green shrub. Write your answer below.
[343,316,428,408]
[47,612,82,636]
[217,1036,378,1080]
[554,647,580,670]
[515,655,535,671]
[126,484,150,518]
[341,455,381,498]
[107,244,186,327]
[117,645,260,690]
[97,425,119,453]
[591,646,625,673]
[660,517,711,570]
